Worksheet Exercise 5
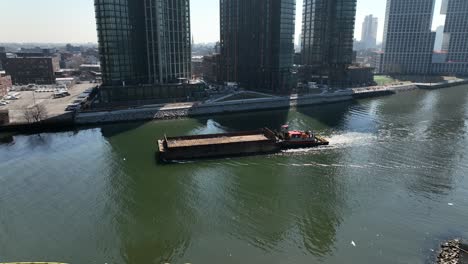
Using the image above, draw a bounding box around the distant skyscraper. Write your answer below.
[94,0,191,87]
[301,0,357,86]
[0,47,6,70]
[361,15,378,50]
[220,0,296,93]
[432,0,468,75]
[382,0,436,74]
[433,25,445,51]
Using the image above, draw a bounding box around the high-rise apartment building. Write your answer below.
[432,0,468,75]
[361,15,378,50]
[220,0,296,93]
[94,0,191,87]
[301,0,357,86]
[382,0,436,74]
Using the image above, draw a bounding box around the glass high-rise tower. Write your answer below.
[301,0,357,86]
[95,0,191,86]
[382,0,436,74]
[220,0,296,93]
[432,0,468,75]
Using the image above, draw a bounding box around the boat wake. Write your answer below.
[327,132,377,146]
[282,132,376,153]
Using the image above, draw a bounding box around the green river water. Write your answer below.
[1,85,468,263]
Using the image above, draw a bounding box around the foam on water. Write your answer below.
[282,132,376,154]
[327,132,376,146]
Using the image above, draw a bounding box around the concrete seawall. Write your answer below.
[76,80,466,125]
[352,84,418,98]
[76,92,353,125]
[416,79,468,90]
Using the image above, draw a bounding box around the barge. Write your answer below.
[157,125,329,162]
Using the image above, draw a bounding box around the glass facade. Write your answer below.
[301,0,357,85]
[95,0,145,85]
[382,0,436,74]
[444,0,468,62]
[145,0,191,83]
[220,0,296,93]
[95,0,191,86]
[432,0,468,75]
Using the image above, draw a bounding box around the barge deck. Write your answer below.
[166,134,270,148]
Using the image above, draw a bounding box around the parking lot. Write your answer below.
[1,83,96,123]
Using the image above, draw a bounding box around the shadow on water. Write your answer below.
[296,100,354,128]
[193,107,290,131]
[295,154,345,257]
[223,153,345,258]
[197,99,353,132]
[108,146,195,263]
[0,133,14,144]
[0,111,77,134]
[99,121,148,138]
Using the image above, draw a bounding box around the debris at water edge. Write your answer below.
[436,239,465,264]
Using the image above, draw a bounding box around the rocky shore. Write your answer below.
[153,108,189,120]
[437,239,467,264]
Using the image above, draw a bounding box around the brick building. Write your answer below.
[0,73,12,97]
[4,57,59,85]
[201,54,221,84]
[192,55,221,84]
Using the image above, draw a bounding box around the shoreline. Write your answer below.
[436,239,468,264]
[1,79,467,133]
[75,90,354,125]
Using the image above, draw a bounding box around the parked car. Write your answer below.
[65,103,81,112]
[4,95,19,100]
[53,91,71,98]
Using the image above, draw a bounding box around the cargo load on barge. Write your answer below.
[157,125,329,162]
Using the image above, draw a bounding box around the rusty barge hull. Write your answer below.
[280,137,329,149]
[158,129,280,161]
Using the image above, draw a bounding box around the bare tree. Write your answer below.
[23,104,48,123]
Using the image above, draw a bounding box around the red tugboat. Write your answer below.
[277,125,329,149]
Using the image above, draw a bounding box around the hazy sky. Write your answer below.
[1,0,445,44]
